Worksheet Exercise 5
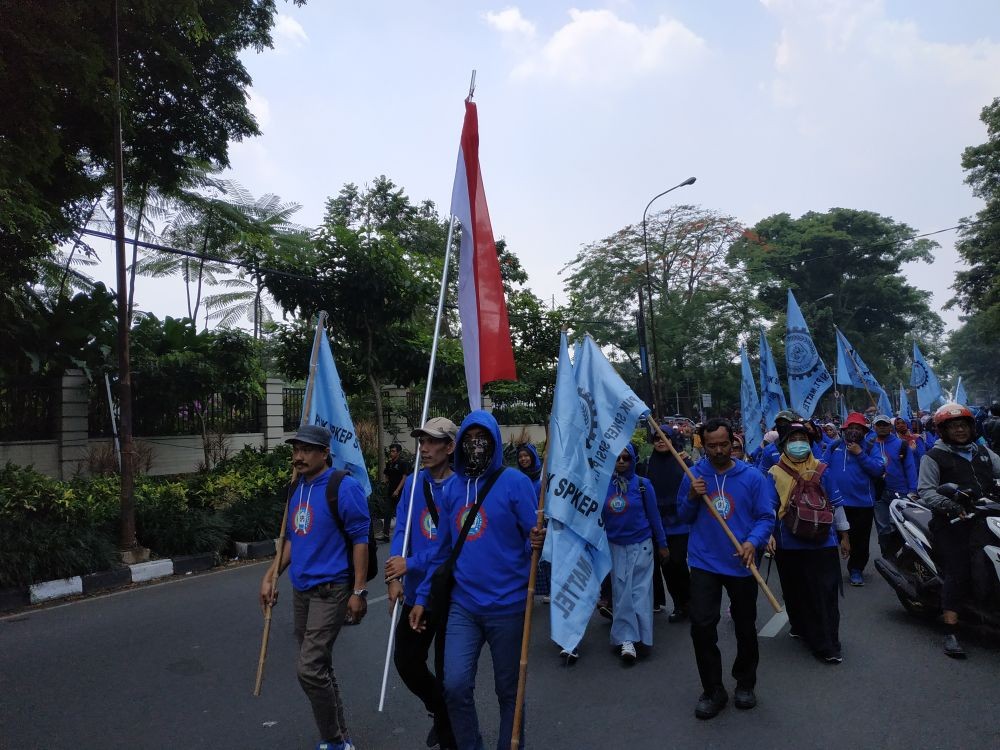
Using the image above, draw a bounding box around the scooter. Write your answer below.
[874,484,1000,634]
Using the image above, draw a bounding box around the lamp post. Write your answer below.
[641,176,696,416]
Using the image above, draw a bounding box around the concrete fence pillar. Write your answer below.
[59,369,89,480]
[262,378,286,450]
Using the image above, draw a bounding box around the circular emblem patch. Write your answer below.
[710,492,733,521]
[420,508,437,540]
[608,494,628,514]
[293,503,313,536]
[786,328,821,381]
[457,506,488,542]
[911,360,929,389]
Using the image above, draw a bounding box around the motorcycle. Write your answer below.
[874,484,1000,634]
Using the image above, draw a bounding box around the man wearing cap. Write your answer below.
[822,413,884,586]
[385,417,459,750]
[866,414,918,555]
[259,424,371,750]
[755,410,799,471]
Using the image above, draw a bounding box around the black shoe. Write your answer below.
[943,633,967,659]
[597,602,613,620]
[734,686,757,710]
[560,648,579,665]
[668,608,688,623]
[695,687,728,719]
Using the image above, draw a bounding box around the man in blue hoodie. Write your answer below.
[385,417,459,750]
[867,414,918,554]
[259,424,370,750]
[677,418,777,720]
[409,410,544,750]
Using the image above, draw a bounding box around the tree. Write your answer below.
[728,208,944,392]
[0,0,304,291]
[563,206,758,417]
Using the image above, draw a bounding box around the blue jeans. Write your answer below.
[443,604,525,750]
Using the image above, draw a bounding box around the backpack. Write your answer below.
[325,470,378,582]
[776,462,834,543]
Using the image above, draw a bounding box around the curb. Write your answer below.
[0,552,228,613]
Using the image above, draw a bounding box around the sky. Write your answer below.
[88,0,1000,331]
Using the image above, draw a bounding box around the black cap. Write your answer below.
[285,424,332,449]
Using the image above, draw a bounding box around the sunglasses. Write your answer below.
[617,454,632,462]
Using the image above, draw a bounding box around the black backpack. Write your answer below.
[324,470,378,582]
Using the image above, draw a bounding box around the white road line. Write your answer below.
[758,610,788,638]
[369,594,388,605]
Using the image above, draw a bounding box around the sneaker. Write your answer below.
[734,685,757,710]
[597,602,613,620]
[653,604,665,613]
[620,641,637,663]
[560,648,579,664]
[317,742,353,750]
[668,608,688,623]
[943,633,967,659]
[822,652,843,664]
[789,631,801,640]
[849,570,864,587]
[694,687,728,719]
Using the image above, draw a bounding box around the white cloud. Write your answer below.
[484,7,536,36]
[273,14,308,53]
[246,88,271,128]
[488,8,707,85]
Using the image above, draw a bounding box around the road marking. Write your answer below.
[369,594,388,605]
[758,610,788,638]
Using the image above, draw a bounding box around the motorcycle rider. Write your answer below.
[916,403,1000,658]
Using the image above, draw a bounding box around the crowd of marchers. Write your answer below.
[259,400,1000,750]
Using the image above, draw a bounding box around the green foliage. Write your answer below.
[940,315,1000,404]
[135,480,231,557]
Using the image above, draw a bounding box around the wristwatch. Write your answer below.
[352,588,369,598]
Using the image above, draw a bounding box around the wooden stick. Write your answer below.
[510,453,549,750]
[646,416,782,613]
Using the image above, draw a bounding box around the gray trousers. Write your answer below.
[293,582,351,743]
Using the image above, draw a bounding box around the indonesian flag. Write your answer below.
[451,99,516,410]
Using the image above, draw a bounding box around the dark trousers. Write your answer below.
[293,583,351,743]
[395,604,455,748]
[931,518,973,613]
[775,547,842,657]
[688,567,759,693]
[843,506,875,573]
[653,533,691,611]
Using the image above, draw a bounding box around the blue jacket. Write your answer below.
[391,469,456,606]
[757,442,782,471]
[415,410,538,616]
[646,448,692,535]
[516,443,543,497]
[602,443,667,547]
[866,433,918,494]
[286,468,370,591]
[821,438,884,508]
[676,458,777,577]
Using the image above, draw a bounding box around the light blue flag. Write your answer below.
[898,385,914,423]
[877,388,894,418]
[303,331,372,497]
[838,393,849,425]
[739,346,764,457]
[759,328,787,428]
[910,342,943,412]
[835,327,884,394]
[954,376,968,406]
[543,335,649,651]
[785,290,833,418]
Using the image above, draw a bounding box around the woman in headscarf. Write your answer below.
[515,443,549,599]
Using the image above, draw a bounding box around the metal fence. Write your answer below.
[283,387,304,431]
[89,388,261,438]
[0,383,58,441]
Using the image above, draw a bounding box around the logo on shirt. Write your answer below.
[608,493,629,514]
[709,492,734,521]
[457,506,488,542]
[293,502,313,536]
[420,508,438,540]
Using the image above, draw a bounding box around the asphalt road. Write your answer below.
[2,548,998,750]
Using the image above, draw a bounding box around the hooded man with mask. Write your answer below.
[409,410,544,750]
[647,425,694,621]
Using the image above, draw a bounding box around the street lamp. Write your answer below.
[640,176,696,416]
[814,293,834,303]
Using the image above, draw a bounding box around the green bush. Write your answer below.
[135,479,230,557]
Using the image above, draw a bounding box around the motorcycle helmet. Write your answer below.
[932,402,974,428]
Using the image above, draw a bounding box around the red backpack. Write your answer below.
[776,462,834,543]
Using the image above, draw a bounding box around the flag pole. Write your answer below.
[510,450,551,750]
[646,416,782,613]
[377,213,459,712]
[836,327,879,410]
[254,311,327,696]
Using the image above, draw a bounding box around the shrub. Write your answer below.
[135,479,230,557]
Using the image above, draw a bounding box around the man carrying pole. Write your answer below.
[675,417,778,720]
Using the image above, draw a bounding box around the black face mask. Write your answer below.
[461,434,493,477]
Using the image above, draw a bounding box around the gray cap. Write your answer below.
[872,414,893,425]
[411,416,458,441]
[285,424,332,449]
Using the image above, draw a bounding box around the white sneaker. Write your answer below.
[620,641,637,662]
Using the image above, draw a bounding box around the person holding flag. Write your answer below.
[648,426,694,622]
[677,418,777,719]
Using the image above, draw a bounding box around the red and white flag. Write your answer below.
[451,99,516,410]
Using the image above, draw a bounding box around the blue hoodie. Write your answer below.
[415,410,539,616]
[286,467,370,591]
[602,443,667,547]
[645,442,692,535]
[757,442,782,471]
[866,432,918,495]
[391,468,457,606]
[821,438,884,508]
[516,443,543,497]
[676,457,777,578]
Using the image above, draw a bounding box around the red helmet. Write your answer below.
[841,412,869,431]
[932,402,974,427]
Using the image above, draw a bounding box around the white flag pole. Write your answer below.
[377,213,459,711]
